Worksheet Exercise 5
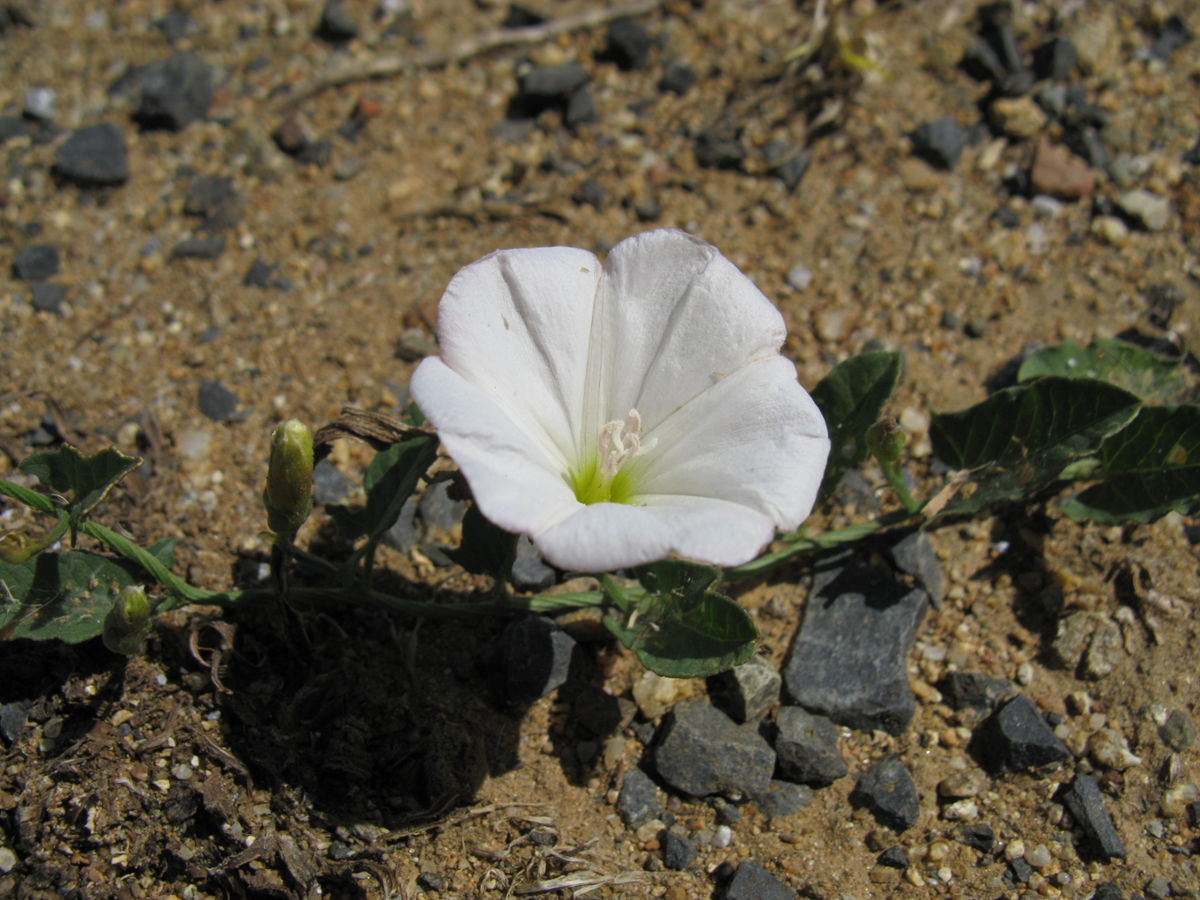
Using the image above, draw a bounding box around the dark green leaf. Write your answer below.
[449,503,518,576]
[1018,338,1187,404]
[0,478,58,517]
[632,591,759,678]
[809,352,902,501]
[0,549,153,643]
[929,377,1141,517]
[1063,405,1200,524]
[19,445,142,525]
[634,559,721,602]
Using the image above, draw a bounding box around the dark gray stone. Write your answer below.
[694,128,745,169]
[54,123,130,186]
[154,8,193,43]
[511,536,555,592]
[1033,37,1077,81]
[29,282,67,315]
[183,175,238,231]
[133,52,214,131]
[1159,709,1196,751]
[753,780,813,818]
[604,17,652,70]
[1089,883,1123,900]
[972,694,1070,773]
[878,845,908,868]
[910,116,966,171]
[774,150,811,191]
[198,380,239,422]
[658,62,695,95]
[774,706,847,785]
[496,615,578,703]
[633,195,661,222]
[885,529,946,607]
[1149,14,1191,61]
[939,671,1013,713]
[716,656,780,723]
[502,5,546,28]
[958,822,995,853]
[725,861,795,900]
[316,1,359,43]
[654,700,775,798]
[659,830,697,870]
[851,754,919,831]
[572,685,628,737]
[0,702,29,744]
[617,767,662,826]
[13,244,60,280]
[782,549,928,735]
[1059,775,1127,860]
[564,87,596,128]
[312,459,355,505]
[418,480,467,532]
[244,258,279,288]
[381,496,419,552]
[575,179,606,209]
[1009,857,1033,884]
[519,64,589,98]
[172,235,226,260]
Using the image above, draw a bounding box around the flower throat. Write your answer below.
[570,409,652,505]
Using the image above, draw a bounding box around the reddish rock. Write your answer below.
[1030,139,1095,200]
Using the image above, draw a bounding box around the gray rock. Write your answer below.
[1049,612,1097,670]
[851,754,919,831]
[197,380,238,422]
[604,17,652,70]
[1116,189,1170,232]
[172,235,226,260]
[54,122,130,186]
[1089,883,1123,900]
[785,264,812,291]
[1145,876,1171,900]
[381,496,419,551]
[938,671,1013,713]
[418,480,468,532]
[183,175,238,231]
[13,244,61,281]
[617,767,662,826]
[694,128,746,170]
[1059,774,1126,860]
[878,845,909,868]
[1033,37,1077,81]
[973,694,1070,773]
[774,706,847,785]
[154,8,193,43]
[957,822,995,853]
[910,117,966,171]
[1149,14,1191,61]
[654,700,775,798]
[782,549,928,735]
[753,780,813,818]
[244,258,280,288]
[716,656,780,723]
[519,64,589,98]
[571,685,631,737]
[658,62,695,95]
[511,536,555,592]
[885,529,946,607]
[1159,709,1196,751]
[725,861,796,900]
[23,86,56,120]
[564,87,597,128]
[1082,618,1123,679]
[659,829,697,870]
[312,459,355,505]
[575,179,606,209]
[133,51,214,131]
[0,702,29,743]
[29,282,67,315]
[495,615,578,703]
[316,1,359,42]
[774,150,811,191]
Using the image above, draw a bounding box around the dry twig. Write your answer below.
[269,0,669,116]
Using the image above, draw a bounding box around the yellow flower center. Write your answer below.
[569,409,652,505]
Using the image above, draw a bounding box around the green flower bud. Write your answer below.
[263,419,314,538]
[0,530,51,565]
[866,416,906,465]
[103,585,153,656]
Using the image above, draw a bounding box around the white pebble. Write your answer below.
[786,264,813,291]
[711,825,732,848]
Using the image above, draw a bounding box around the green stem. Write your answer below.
[880,459,923,515]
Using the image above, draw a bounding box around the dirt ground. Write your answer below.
[2,0,1200,898]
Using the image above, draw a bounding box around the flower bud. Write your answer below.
[263,419,314,538]
[866,416,906,465]
[0,530,50,565]
[103,585,153,655]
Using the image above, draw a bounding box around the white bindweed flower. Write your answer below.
[410,228,830,572]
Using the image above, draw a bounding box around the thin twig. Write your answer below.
[268,0,670,115]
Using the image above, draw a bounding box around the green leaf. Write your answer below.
[1018,338,1187,404]
[328,436,438,540]
[0,478,59,517]
[19,446,142,528]
[1063,405,1200,524]
[602,560,758,678]
[809,352,902,501]
[929,376,1142,517]
[449,503,518,576]
[0,549,154,643]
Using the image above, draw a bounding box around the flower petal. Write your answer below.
[532,495,776,571]
[437,246,600,470]
[585,229,789,437]
[411,357,580,537]
[633,355,829,531]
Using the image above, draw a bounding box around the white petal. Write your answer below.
[436,246,600,470]
[533,495,776,571]
[411,357,580,538]
[584,229,789,437]
[633,356,829,531]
